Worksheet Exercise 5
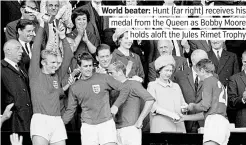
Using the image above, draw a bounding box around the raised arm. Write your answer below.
[57,22,74,82]
[29,15,45,78]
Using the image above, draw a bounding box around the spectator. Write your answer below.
[1,39,32,132]
[147,55,187,133]
[29,14,73,145]
[112,28,145,83]
[107,60,155,145]
[227,50,246,127]
[70,9,99,58]
[62,52,130,145]
[5,0,38,41]
[149,40,188,82]
[208,40,239,86]
[188,40,212,53]
[76,0,109,41]
[95,44,112,73]
[174,49,208,133]
[16,19,35,71]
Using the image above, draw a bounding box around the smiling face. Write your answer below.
[119,32,133,49]
[159,64,173,81]
[75,14,87,30]
[80,59,93,78]
[43,55,58,74]
[96,49,112,68]
[18,24,35,42]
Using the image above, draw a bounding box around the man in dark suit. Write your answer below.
[148,40,188,82]
[1,39,32,132]
[188,40,212,52]
[208,40,240,86]
[17,19,35,71]
[227,51,246,127]
[5,0,38,41]
[174,49,208,133]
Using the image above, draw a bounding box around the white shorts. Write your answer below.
[81,119,117,145]
[30,113,67,144]
[203,114,230,145]
[117,126,142,145]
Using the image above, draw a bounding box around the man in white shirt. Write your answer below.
[17,19,35,71]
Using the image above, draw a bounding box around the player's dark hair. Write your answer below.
[76,52,94,66]
[96,44,111,56]
[196,58,215,74]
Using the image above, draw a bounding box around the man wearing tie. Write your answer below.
[17,19,35,71]
[208,40,239,87]
[1,39,32,132]
[174,49,208,133]
[5,0,38,41]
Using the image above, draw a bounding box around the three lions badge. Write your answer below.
[92,85,100,94]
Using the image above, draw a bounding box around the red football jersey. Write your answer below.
[194,76,227,119]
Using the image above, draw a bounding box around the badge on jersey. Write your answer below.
[53,81,58,89]
[92,85,100,94]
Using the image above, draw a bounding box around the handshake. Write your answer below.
[153,103,195,123]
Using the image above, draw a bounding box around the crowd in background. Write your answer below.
[1,0,246,145]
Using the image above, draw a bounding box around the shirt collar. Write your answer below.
[4,58,18,69]
[212,48,223,57]
[18,38,26,47]
[114,49,135,58]
[156,78,172,88]
[192,67,199,83]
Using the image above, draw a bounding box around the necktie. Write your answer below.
[25,43,29,55]
[217,50,220,61]
[195,75,199,93]
[172,40,181,56]
[16,64,28,78]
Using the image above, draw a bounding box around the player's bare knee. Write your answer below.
[203,140,220,145]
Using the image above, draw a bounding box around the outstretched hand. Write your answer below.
[173,113,185,124]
